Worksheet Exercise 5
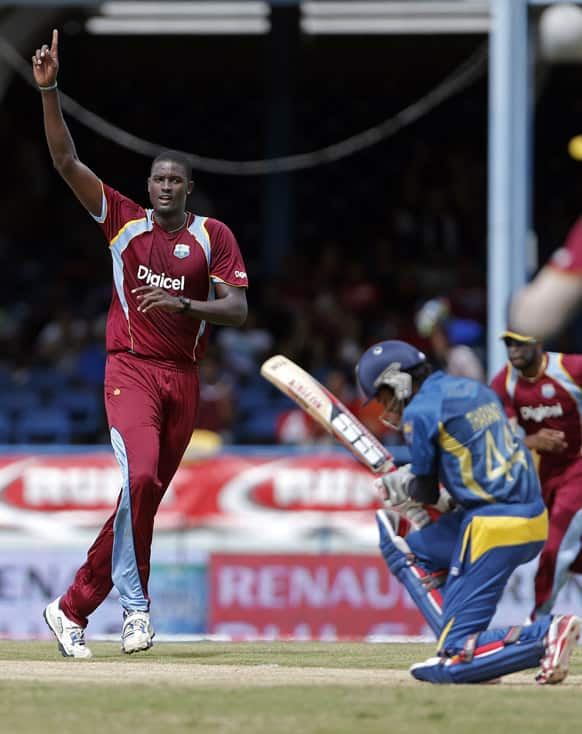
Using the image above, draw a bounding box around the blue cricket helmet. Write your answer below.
[356,340,427,403]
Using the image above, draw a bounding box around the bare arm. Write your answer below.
[133,281,248,327]
[507,414,567,454]
[32,29,102,217]
[510,267,582,340]
[523,427,567,454]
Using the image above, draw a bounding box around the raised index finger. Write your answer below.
[51,28,58,55]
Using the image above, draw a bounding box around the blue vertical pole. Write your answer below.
[487,0,531,377]
[511,7,533,292]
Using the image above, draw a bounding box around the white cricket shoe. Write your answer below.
[121,610,155,654]
[43,597,93,659]
[536,614,581,685]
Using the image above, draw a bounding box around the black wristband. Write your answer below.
[178,296,191,314]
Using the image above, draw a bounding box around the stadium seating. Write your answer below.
[235,406,282,444]
[0,366,12,389]
[13,407,73,445]
[21,366,71,396]
[0,388,42,419]
[49,389,102,439]
[0,411,11,443]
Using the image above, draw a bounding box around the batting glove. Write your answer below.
[401,503,432,529]
[432,486,456,514]
[374,464,415,506]
[375,465,432,529]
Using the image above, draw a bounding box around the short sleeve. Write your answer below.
[91,182,145,244]
[402,403,439,477]
[207,219,248,288]
[560,353,582,385]
[490,368,516,420]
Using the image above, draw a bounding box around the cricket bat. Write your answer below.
[260,354,395,474]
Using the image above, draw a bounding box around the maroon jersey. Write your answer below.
[92,183,248,364]
[491,352,582,480]
[548,216,582,274]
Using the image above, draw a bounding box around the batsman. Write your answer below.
[356,340,580,685]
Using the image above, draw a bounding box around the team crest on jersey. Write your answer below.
[541,384,556,399]
[173,243,190,259]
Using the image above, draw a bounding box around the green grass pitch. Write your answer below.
[0,641,580,734]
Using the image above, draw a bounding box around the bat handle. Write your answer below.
[378,462,397,474]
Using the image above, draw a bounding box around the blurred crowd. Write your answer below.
[3,28,582,447]
[0,112,487,446]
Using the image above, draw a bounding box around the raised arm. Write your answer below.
[509,267,582,340]
[32,29,102,218]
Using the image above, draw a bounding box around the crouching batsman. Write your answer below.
[356,340,581,685]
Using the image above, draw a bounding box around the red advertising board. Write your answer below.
[0,452,382,534]
[209,553,430,640]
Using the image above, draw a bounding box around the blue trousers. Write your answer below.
[379,500,554,683]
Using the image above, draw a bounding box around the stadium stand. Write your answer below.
[13,407,73,445]
[2,29,581,446]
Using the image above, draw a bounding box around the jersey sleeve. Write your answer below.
[207,219,248,288]
[402,401,440,477]
[90,182,145,244]
[549,216,582,274]
[489,367,516,419]
[560,353,582,385]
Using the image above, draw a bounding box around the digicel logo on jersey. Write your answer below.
[137,264,185,291]
[520,403,564,422]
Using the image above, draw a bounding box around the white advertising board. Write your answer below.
[0,547,208,639]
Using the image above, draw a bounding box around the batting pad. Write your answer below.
[376,510,443,635]
[410,635,545,684]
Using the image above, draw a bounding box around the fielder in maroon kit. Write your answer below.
[491,330,582,618]
[33,30,248,658]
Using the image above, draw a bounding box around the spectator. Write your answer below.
[197,346,237,441]
[415,297,485,381]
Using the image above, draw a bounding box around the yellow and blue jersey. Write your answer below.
[402,371,541,508]
[381,370,553,683]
